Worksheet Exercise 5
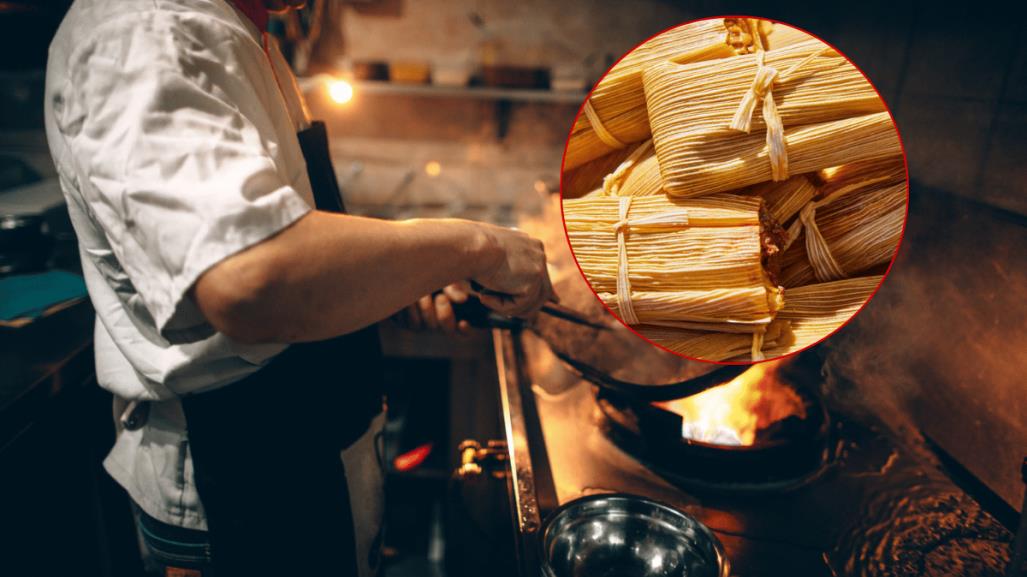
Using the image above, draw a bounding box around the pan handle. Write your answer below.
[547,346,750,402]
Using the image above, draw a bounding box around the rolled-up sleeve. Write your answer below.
[54,12,312,343]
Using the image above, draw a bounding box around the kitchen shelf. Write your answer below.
[356,81,587,104]
[298,76,585,139]
[298,76,587,105]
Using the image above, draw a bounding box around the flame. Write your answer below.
[654,360,806,446]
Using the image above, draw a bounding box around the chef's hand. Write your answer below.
[395,282,472,335]
[473,225,556,317]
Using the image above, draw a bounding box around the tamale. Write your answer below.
[779,179,906,287]
[566,18,818,172]
[586,147,795,286]
[564,193,784,326]
[762,275,882,357]
[643,37,897,197]
[651,111,900,198]
[638,319,793,362]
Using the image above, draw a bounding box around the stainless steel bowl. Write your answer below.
[540,494,729,577]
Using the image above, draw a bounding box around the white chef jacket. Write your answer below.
[44,0,318,529]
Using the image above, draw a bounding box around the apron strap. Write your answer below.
[183,52,384,577]
[297,121,347,212]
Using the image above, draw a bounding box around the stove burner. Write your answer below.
[596,377,833,494]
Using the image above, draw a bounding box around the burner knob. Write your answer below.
[456,439,508,479]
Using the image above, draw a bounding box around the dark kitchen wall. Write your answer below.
[338,0,693,73]
[0,1,73,177]
[823,190,1027,514]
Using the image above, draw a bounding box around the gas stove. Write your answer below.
[492,329,1013,577]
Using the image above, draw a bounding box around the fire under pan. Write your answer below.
[596,382,833,494]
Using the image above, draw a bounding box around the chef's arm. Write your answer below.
[192,210,553,344]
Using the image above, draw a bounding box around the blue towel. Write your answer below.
[0,270,88,323]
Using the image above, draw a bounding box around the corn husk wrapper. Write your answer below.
[574,140,660,199]
[815,156,907,200]
[610,143,670,198]
[653,110,899,199]
[643,38,896,197]
[564,193,783,325]
[749,174,818,225]
[763,275,882,357]
[578,144,815,218]
[638,319,793,362]
[780,179,906,287]
[561,147,635,199]
[566,140,661,200]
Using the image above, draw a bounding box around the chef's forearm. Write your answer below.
[192,211,502,343]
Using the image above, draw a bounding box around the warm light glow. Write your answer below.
[424,161,441,177]
[328,79,354,104]
[820,164,843,179]
[655,360,806,446]
[533,180,548,194]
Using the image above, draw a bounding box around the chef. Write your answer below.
[43,0,554,575]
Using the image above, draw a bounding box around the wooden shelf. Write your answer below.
[298,77,586,105]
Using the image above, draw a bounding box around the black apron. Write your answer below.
[182,121,385,576]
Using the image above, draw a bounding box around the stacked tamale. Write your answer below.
[562,18,907,362]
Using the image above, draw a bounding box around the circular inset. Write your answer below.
[560,17,908,364]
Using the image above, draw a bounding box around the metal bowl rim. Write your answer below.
[537,492,729,577]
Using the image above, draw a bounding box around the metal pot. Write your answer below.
[539,494,729,577]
